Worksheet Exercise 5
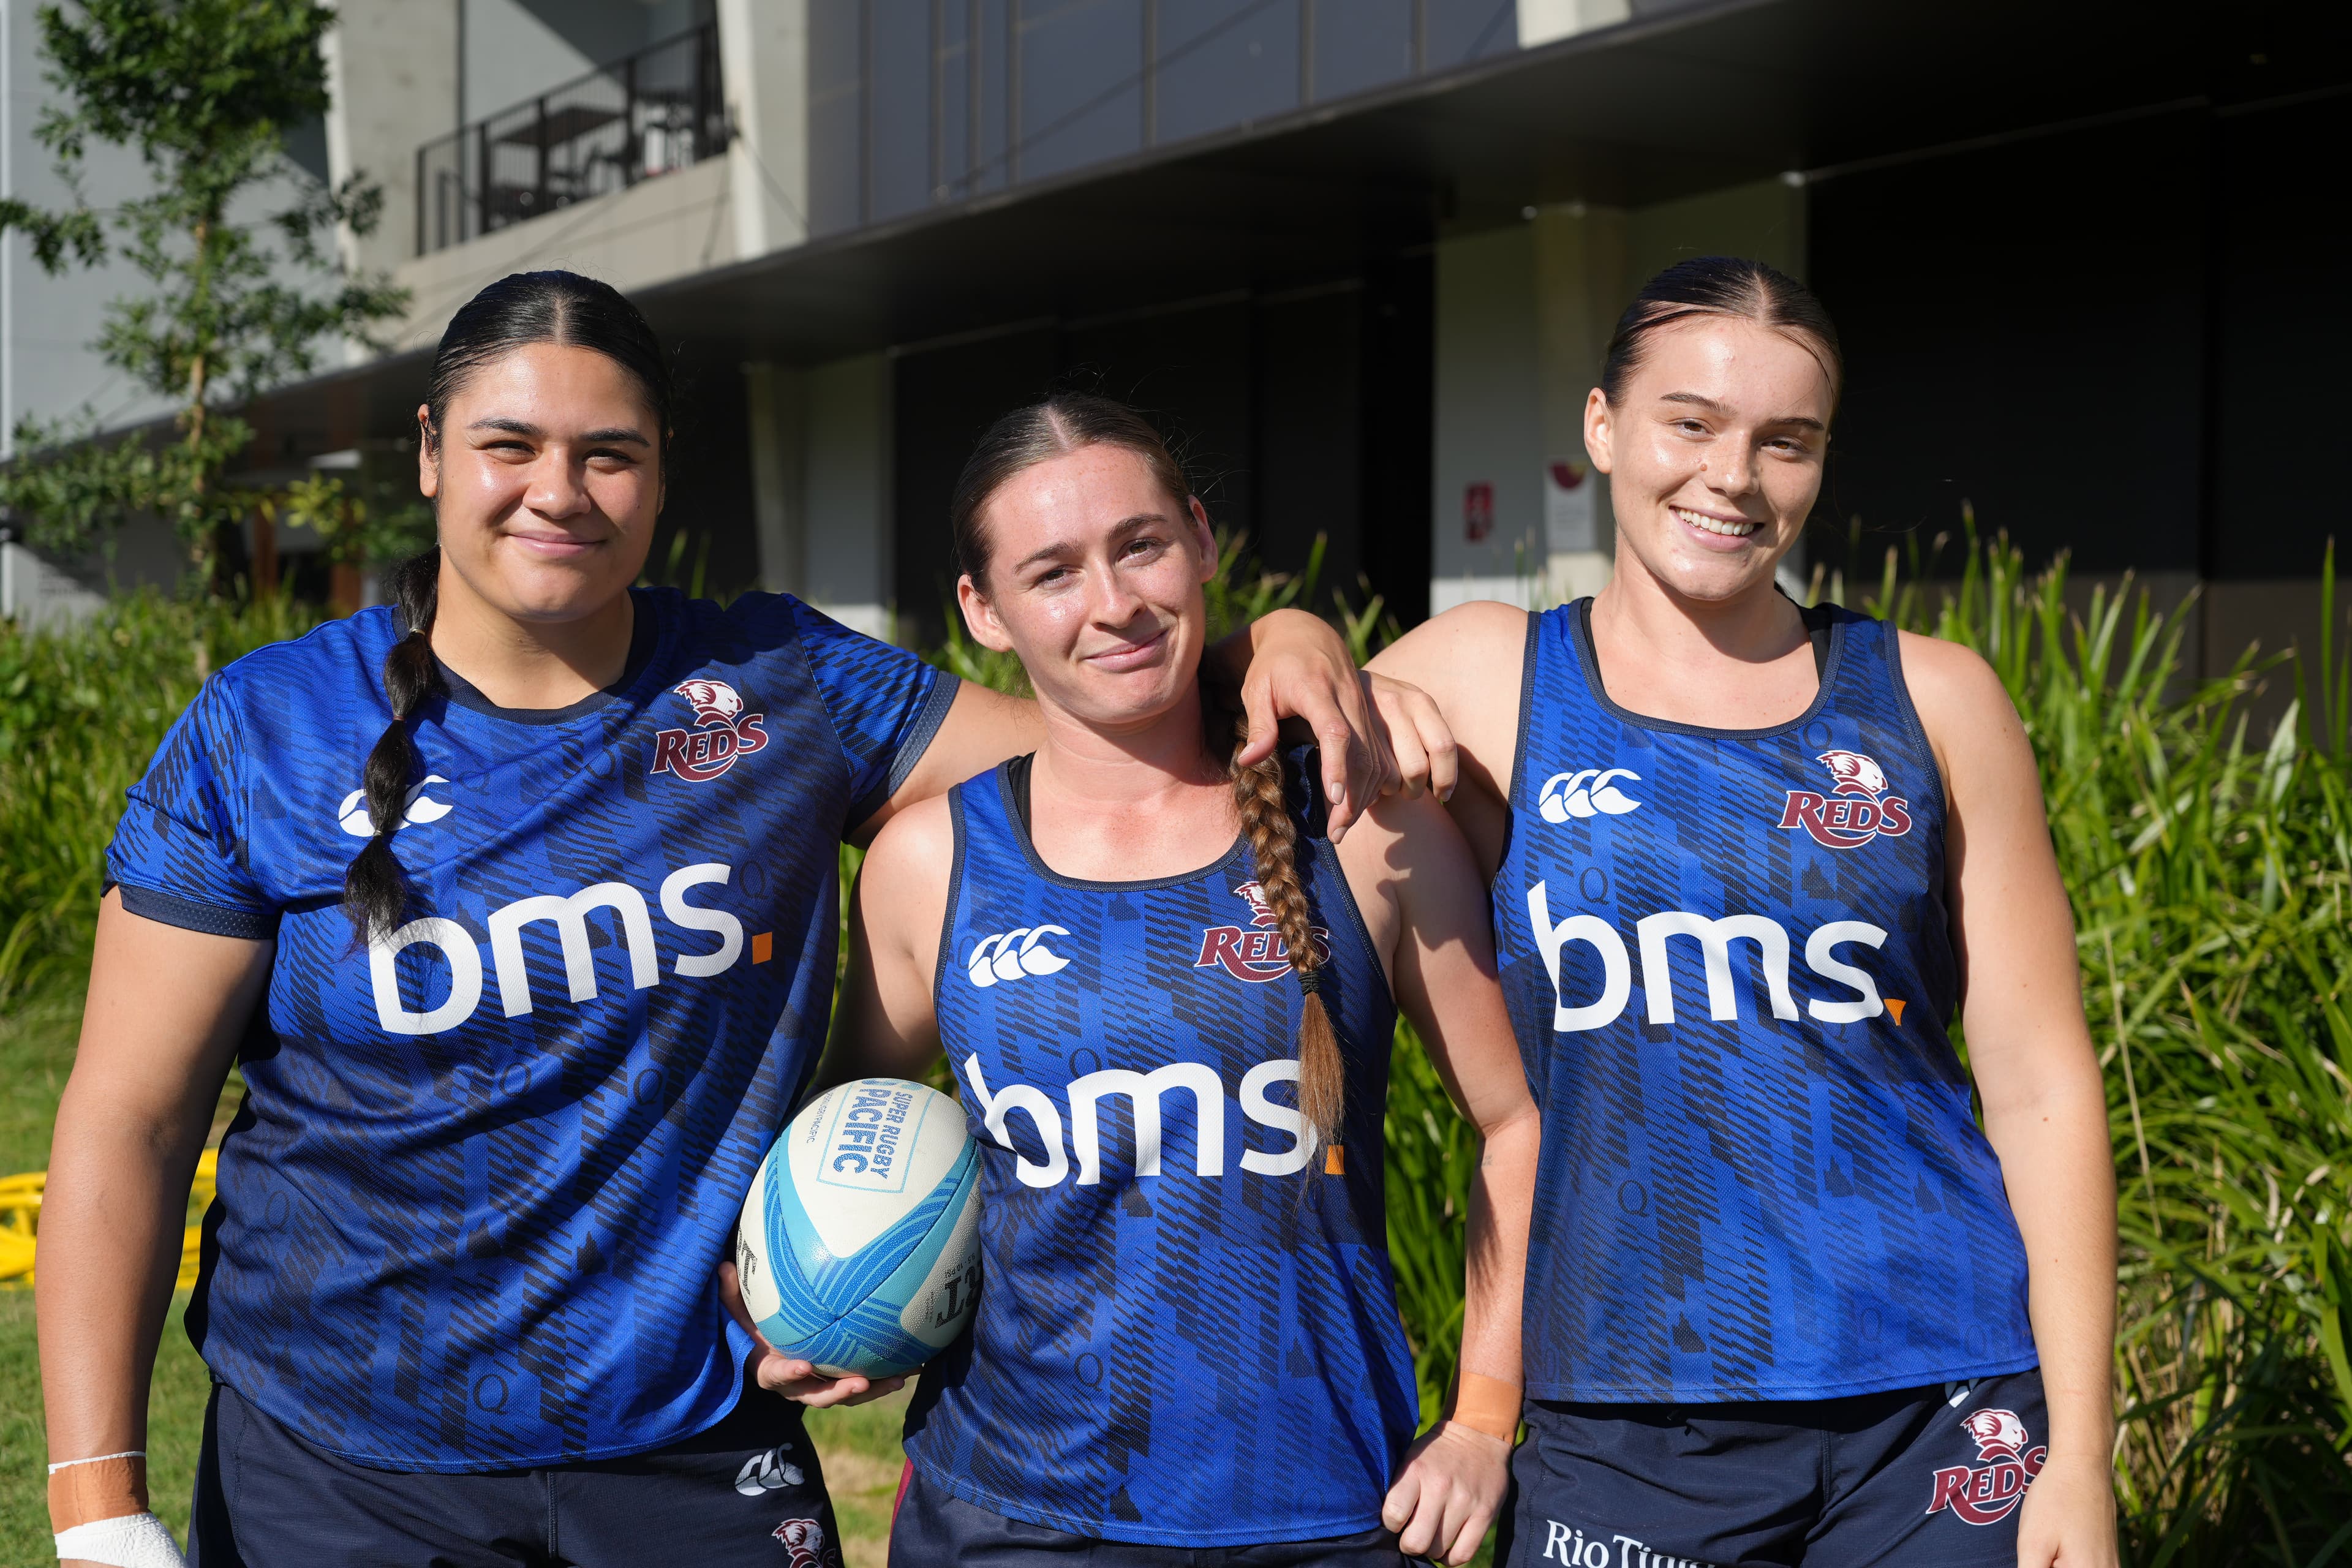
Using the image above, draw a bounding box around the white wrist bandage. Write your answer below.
[53,1509,188,1567]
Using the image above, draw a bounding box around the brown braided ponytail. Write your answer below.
[340,271,675,946]
[1225,711,1347,1165]
[344,549,447,943]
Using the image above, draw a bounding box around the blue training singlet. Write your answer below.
[104,587,956,1469]
[902,757,1419,1547]
[1493,600,2035,1403]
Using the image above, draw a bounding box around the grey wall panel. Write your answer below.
[1310,0,1415,102]
[1017,0,1145,182]
[809,0,867,233]
[1422,0,1518,70]
[1154,0,1302,146]
[870,0,935,220]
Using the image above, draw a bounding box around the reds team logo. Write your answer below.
[1194,880,1330,982]
[1779,748,1913,849]
[1925,1408,2046,1525]
[650,679,768,783]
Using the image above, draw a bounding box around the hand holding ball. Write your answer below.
[733,1077,982,1379]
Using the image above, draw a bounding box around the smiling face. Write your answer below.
[417,341,663,624]
[1584,313,1834,604]
[956,442,1219,731]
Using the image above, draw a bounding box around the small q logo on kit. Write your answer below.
[966,925,1072,987]
[1538,768,1641,823]
[337,775,453,837]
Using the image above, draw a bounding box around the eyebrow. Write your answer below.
[466,417,650,446]
[1008,512,1168,575]
[1659,390,1826,434]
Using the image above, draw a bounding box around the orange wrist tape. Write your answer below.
[1447,1371,1523,1443]
[47,1453,148,1532]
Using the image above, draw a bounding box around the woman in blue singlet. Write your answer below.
[1370,258,2118,1568]
[808,395,1542,1566]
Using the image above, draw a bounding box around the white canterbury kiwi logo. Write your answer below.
[1539,767,1641,823]
[337,775,454,837]
[733,1444,804,1495]
[967,926,1072,986]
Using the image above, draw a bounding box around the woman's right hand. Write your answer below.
[717,1260,908,1409]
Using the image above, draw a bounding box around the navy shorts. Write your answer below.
[187,1372,845,1567]
[889,1464,1427,1566]
[1495,1369,2048,1568]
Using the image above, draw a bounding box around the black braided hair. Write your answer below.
[340,271,673,945]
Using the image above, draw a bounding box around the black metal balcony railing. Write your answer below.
[416,24,726,256]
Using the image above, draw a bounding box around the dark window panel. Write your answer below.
[809,0,865,233]
[977,0,1014,193]
[1016,0,1145,183]
[1153,0,1300,148]
[936,1,974,201]
[1807,111,2207,579]
[871,0,934,220]
[2211,94,2352,580]
[1309,0,1414,103]
[1422,0,1518,70]
[1360,253,1434,627]
[1256,287,1364,605]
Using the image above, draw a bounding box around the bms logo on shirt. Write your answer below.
[1780,748,1913,850]
[365,861,753,1034]
[651,679,768,783]
[960,1052,1322,1187]
[1195,880,1330,981]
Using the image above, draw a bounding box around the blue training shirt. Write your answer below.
[1493,599,2036,1403]
[105,587,956,1470]
[902,758,1419,1546]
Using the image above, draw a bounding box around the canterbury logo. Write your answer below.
[336,775,453,837]
[966,926,1072,986]
[1539,767,1641,822]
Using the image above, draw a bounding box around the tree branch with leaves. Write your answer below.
[0,0,410,592]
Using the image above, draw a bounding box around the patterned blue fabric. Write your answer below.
[105,587,956,1470]
[903,761,1419,1546]
[1493,600,2035,1403]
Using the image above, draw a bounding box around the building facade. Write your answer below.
[4,0,2347,679]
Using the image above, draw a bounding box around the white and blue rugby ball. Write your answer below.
[733,1077,982,1378]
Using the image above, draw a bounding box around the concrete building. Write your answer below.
[6,0,2350,677]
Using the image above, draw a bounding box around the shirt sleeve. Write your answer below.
[105,671,280,940]
[785,597,960,830]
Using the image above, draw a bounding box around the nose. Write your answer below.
[1708,440,1758,498]
[1088,567,1146,628]
[526,450,593,519]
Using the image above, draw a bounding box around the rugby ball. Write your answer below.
[733,1077,983,1378]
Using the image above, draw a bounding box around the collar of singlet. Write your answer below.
[995,753,1253,892]
[1569,594,1845,740]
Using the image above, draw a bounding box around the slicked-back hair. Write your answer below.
[1599,256,1844,410]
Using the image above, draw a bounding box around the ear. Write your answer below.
[1186,496,1217,584]
[956,573,1016,654]
[416,405,440,499]
[1583,388,1615,476]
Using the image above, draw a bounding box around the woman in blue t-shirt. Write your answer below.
[35,271,1443,1568]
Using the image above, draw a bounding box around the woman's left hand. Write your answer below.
[1381,1420,1511,1565]
[718,1261,908,1409]
[2015,1452,2119,1568]
[1227,608,1457,839]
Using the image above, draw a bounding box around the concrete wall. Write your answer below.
[715,0,809,260]
[322,0,461,287]
[1431,224,1547,612]
[796,353,892,638]
[385,156,737,353]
